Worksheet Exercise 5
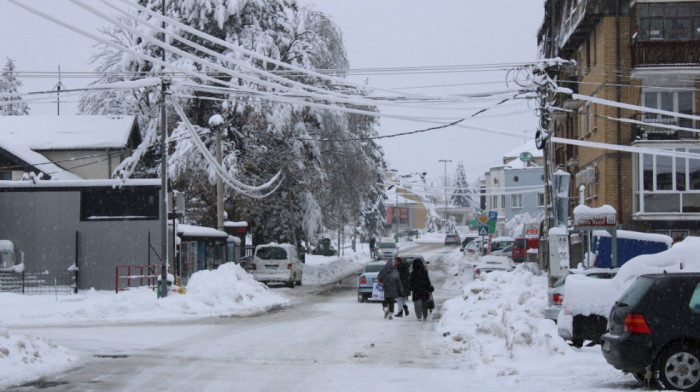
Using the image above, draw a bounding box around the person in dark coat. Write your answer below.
[394,257,410,317]
[369,237,376,259]
[376,258,403,320]
[409,257,433,320]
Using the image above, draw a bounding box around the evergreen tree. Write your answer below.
[451,161,471,208]
[0,58,30,116]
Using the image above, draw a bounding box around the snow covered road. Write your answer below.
[2,242,644,391]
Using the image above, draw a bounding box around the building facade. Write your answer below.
[538,0,700,238]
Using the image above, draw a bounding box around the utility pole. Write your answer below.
[158,0,169,299]
[215,124,224,232]
[438,159,452,226]
[54,66,65,116]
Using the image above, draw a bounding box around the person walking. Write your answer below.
[394,257,410,318]
[369,237,376,259]
[376,257,403,320]
[409,257,433,320]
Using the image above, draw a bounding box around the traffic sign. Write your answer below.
[478,214,489,225]
[488,211,498,221]
[478,225,489,236]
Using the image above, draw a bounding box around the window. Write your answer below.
[538,192,545,207]
[501,195,506,210]
[643,90,695,133]
[511,194,523,209]
[690,283,700,314]
[491,195,498,209]
[0,172,11,180]
[80,186,159,221]
[636,2,700,40]
[637,148,700,214]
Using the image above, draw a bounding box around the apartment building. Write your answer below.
[538,0,700,238]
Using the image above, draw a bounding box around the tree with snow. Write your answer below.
[0,58,30,116]
[80,0,388,246]
[450,161,472,208]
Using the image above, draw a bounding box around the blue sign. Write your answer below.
[488,211,498,221]
[478,225,489,236]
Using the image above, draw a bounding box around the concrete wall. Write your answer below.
[0,183,162,291]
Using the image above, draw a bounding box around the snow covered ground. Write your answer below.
[0,232,670,390]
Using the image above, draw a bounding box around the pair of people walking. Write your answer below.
[376,256,432,320]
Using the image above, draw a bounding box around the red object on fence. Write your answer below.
[115,265,160,293]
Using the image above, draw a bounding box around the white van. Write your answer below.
[251,243,303,287]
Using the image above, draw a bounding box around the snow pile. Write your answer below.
[438,265,570,370]
[0,327,81,388]
[303,255,364,285]
[562,236,700,318]
[0,262,288,327]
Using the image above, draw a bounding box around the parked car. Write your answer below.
[544,268,618,324]
[464,240,482,256]
[490,245,513,257]
[601,273,700,389]
[357,261,385,302]
[460,234,479,252]
[444,234,461,246]
[473,256,513,279]
[375,241,399,260]
[400,254,429,270]
[488,236,514,254]
[251,243,303,287]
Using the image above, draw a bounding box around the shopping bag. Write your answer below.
[426,293,435,310]
[371,282,384,300]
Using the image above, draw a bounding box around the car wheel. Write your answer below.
[654,343,700,391]
[358,294,365,303]
[288,278,296,288]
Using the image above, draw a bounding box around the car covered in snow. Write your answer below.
[544,268,618,324]
[444,233,461,246]
[251,243,303,287]
[473,256,513,279]
[558,237,700,348]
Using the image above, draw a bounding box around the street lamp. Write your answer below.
[438,159,452,227]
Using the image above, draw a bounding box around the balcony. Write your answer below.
[632,40,700,68]
[631,113,698,141]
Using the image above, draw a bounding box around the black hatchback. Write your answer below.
[601,273,700,390]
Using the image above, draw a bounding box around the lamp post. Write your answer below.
[438,159,452,226]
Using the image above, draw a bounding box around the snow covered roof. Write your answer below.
[177,223,228,239]
[0,140,82,180]
[224,221,248,228]
[0,179,160,188]
[0,115,138,150]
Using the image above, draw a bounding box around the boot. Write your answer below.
[394,311,403,317]
[383,307,389,319]
[403,305,409,316]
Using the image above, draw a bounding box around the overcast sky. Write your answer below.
[0,0,545,185]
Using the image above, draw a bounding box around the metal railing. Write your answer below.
[0,269,78,295]
[115,265,160,293]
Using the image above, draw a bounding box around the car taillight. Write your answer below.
[360,276,367,284]
[287,263,292,270]
[475,269,480,275]
[624,314,652,334]
[553,293,564,305]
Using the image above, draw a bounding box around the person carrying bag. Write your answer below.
[408,257,433,320]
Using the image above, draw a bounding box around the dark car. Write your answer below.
[444,234,460,246]
[601,273,700,390]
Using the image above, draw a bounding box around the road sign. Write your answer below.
[488,211,498,221]
[478,214,489,225]
[478,225,489,236]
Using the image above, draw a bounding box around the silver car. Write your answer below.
[544,268,618,322]
[357,261,385,302]
[375,241,399,260]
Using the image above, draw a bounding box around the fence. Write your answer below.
[115,265,160,293]
[0,269,78,295]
